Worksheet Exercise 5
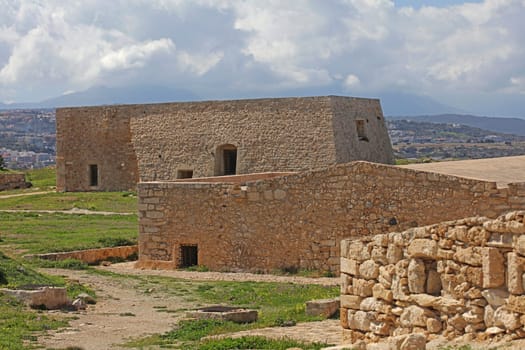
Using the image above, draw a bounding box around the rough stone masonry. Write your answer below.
[340,211,525,348]
[56,96,394,191]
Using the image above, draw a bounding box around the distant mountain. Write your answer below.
[378,92,465,116]
[0,85,199,109]
[389,114,525,137]
[39,85,199,108]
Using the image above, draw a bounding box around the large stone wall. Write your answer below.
[0,173,30,191]
[56,96,394,191]
[340,211,525,348]
[137,161,525,272]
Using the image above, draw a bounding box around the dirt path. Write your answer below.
[0,208,134,215]
[0,190,52,199]
[38,268,190,350]
[37,264,340,350]
[105,262,340,286]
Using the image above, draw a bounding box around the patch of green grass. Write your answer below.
[123,275,338,348]
[184,265,210,272]
[0,251,94,299]
[0,191,137,212]
[0,293,69,350]
[31,258,89,270]
[0,250,62,288]
[438,346,474,350]
[127,321,330,349]
[197,335,328,350]
[193,280,337,325]
[0,212,137,257]
[24,166,56,189]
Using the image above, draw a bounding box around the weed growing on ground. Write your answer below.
[196,336,328,350]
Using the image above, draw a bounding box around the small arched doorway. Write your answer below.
[215,144,237,176]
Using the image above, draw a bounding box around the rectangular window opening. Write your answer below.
[177,169,193,179]
[180,245,198,268]
[356,120,369,142]
[89,164,98,187]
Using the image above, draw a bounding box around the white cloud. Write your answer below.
[177,50,224,76]
[0,0,524,112]
[344,74,361,88]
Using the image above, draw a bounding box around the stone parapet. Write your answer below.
[340,211,525,346]
[25,245,138,264]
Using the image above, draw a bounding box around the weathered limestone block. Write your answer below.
[306,298,340,318]
[387,244,403,264]
[378,265,394,289]
[462,305,485,324]
[353,279,375,297]
[454,247,482,266]
[448,225,468,242]
[395,260,409,278]
[341,258,360,276]
[341,295,363,310]
[408,259,426,293]
[348,310,373,332]
[341,273,352,294]
[392,275,410,301]
[481,289,509,307]
[505,295,525,314]
[448,314,467,331]
[409,294,464,314]
[360,260,380,280]
[370,320,392,336]
[508,253,525,294]
[482,247,505,288]
[463,266,483,287]
[372,234,389,247]
[465,322,486,333]
[465,226,490,245]
[493,307,520,330]
[427,318,442,333]
[347,241,371,262]
[426,269,442,295]
[407,239,438,259]
[399,305,435,328]
[484,305,496,327]
[516,235,525,257]
[373,283,393,302]
[340,307,349,329]
[437,248,454,260]
[360,297,391,314]
[484,220,525,234]
[371,246,388,265]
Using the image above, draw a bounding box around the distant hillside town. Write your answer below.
[0,109,56,169]
[1,108,525,169]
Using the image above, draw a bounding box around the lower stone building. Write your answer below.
[136,160,525,273]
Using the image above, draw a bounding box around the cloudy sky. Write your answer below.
[0,0,524,116]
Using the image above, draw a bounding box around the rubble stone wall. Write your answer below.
[137,161,525,272]
[0,173,30,191]
[56,96,394,191]
[340,211,525,346]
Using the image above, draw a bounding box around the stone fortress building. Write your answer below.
[56,96,394,191]
[55,96,525,276]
